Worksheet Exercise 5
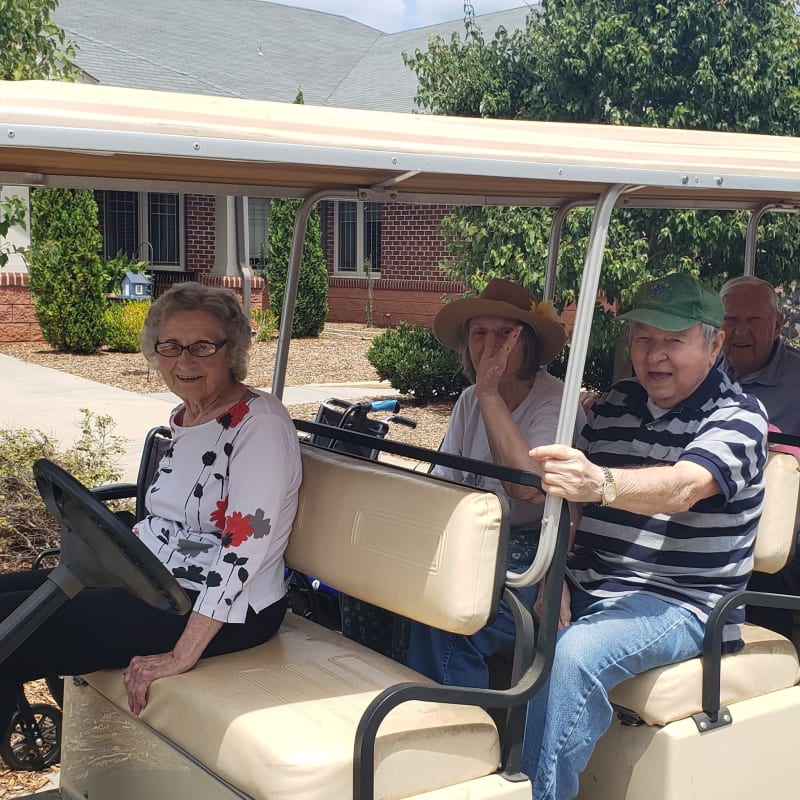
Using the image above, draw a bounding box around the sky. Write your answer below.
[264,1,531,33]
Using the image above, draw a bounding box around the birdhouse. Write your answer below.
[120,271,151,299]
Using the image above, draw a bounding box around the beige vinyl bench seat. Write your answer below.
[609,622,800,727]
[67,444,519,800]
[84,613,500,800]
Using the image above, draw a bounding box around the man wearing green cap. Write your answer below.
[521,272,768,800]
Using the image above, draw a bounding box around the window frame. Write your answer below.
[332,200,381,278]
[103,190,185,271]
[248,197,271,270]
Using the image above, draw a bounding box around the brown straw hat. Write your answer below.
[433,278,567,366]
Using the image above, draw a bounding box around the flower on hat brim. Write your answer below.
[530,299,559,322]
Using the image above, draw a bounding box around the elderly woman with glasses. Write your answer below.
[0,282,301,742]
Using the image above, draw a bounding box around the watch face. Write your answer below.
[601,468,617,505]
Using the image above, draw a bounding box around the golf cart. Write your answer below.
[1,79,800,799]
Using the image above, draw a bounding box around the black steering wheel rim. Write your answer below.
[33,458,191,615]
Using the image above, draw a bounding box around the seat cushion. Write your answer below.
[753,451,800,574]
[83,613,500,800]
[609,623,800,726]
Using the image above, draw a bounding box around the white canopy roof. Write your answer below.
[2,80,800,210]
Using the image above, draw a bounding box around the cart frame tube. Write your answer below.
[508,184,633,589]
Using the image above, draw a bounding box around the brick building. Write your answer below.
[0,0,532,341]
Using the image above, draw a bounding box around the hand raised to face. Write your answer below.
[469,318,523,397]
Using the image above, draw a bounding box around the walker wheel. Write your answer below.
[0,702,62,771]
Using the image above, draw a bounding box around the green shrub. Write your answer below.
[0,410,126,570]
[367,322,469,404]
[101,250,148,296]
[267,198,328,337]
[251,308,278,342]
[104,300,151,353]
[27,187,106,353]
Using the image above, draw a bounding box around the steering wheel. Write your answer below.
[33,458,191,613]
[0,459,191,668]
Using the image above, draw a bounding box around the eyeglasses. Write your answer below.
[154,340,228,358]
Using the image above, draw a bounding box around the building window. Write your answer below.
[248,197,270,269]
[103,191,183,270]
[148,193,180,266]
[334,201,381,276]
[104,191,138,261]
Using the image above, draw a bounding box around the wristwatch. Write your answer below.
[600,466,617,507]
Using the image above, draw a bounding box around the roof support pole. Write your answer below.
[744,203,781,277]
[271,188,358,399]
[234,195,252,316]
[544,199,593,301]
[508,183,633,590]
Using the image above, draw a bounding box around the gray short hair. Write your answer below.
[699,322,721,348]
[140,282,252,381]
[720,275,781,315]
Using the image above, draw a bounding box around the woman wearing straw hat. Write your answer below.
[406,278,584,687]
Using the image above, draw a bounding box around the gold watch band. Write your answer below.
[600,465,617,506]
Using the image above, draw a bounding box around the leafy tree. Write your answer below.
[0,0,80,266]
[0,194,25,269]
[266,89,328,337]
[28,188,107,353]
[0,0,80,81]
[404,0,800,385]
[267,198,328,337]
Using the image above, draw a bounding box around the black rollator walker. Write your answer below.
[0,548,64,771]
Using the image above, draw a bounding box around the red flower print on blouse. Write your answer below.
[210,497,229,530]
[217,399,250,429]
[224,511,254,548]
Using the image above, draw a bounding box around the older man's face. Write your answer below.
[722,285,783,377]
[629,322,724,409]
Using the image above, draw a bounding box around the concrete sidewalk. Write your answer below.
[0,353,397,482]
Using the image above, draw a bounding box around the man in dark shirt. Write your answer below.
[721,275,800,637]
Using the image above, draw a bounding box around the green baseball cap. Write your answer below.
[617,272,723,331]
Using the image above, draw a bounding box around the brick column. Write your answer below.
[196,273,268,312]
[0,273,43,343]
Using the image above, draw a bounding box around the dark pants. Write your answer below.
[746,545,800,639]
[0,569,287,734]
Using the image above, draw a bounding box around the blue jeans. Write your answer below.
[523,586,705,800]
[406,528,538,686]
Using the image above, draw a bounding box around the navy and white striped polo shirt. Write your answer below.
[569,366,768,651]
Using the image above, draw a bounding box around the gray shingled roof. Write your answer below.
[54,0,532,111]
[327,8,531,111]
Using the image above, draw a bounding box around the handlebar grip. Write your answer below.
[391,415,417,429]
[370,399,400,413]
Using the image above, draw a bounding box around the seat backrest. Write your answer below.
[753,451,800,574]
[135,426,172,520]
[285,443,509,635]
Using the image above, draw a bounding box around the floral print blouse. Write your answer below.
[134,388,302,624]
